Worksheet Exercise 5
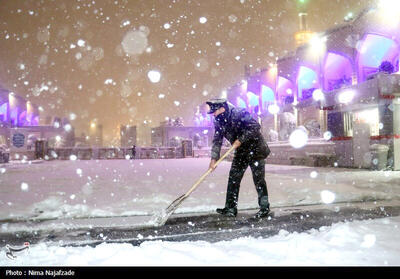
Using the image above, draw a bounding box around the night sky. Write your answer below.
[0,0,375,145]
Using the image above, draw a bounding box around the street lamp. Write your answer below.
[376,0,400,27]
[309,35,327,56]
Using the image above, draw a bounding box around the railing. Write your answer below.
[45,146,181,160]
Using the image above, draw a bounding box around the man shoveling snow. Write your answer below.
[207,98,272,218]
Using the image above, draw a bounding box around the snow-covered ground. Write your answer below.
[1,158,400,266]
[2,216,400,266]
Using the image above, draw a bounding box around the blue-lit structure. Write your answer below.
[223,5,400,170]
[0,85,75,161]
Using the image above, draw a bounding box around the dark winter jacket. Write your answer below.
[211,103,270,161]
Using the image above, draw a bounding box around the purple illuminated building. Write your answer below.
[0,85,75,161]
[224,5,400,170]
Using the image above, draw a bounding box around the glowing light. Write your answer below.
[338,89,355,104]
[377,0,400,26]
[220,90,227,99]
[353,109,379,132]
[309,35,327,55]
[241,80,247,91]
[267,104,280,114]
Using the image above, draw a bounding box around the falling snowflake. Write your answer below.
[147,70,161,83]
[320,190,335,204]
[77,39,86,47]
[289,128,308,149]
[21,182,29,192]
[69,155,77,161]
[310,171,318,178]
[199,17,207,24]
[121,29,148,55]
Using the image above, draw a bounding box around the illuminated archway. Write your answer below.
[10,108,18,126]
[246,91,259,114]
[277,76,294,105]
[236,97,247,109]
[261,85,275,111]
[357,33,400,81]
[0,102,7,122]
[323,52,353,91]
[297,66,319,100]
[19,110,27,126]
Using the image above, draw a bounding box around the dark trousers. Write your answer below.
[225,155,269,209]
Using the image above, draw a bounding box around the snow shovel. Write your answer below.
[154,145,235,226]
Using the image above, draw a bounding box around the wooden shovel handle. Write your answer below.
[184,145,235,198]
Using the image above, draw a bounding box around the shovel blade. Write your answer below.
[153,194,187,226]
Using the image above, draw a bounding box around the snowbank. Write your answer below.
[2,216,400,266]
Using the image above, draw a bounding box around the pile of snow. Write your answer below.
[2,216,400,266]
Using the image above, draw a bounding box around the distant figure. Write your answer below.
[132,145,136,159]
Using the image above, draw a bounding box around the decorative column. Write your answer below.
[393,97,400,170]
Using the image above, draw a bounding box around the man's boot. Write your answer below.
[216,207,237,217]
[254,207,270,218]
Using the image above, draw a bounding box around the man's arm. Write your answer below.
[237,110,261,144]
[210,123,223,161]
[209,123,223,170]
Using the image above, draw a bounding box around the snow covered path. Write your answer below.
[1,158,400,266]
[1,158,400,223]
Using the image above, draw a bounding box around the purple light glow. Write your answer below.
[323,52,353,91]
[236,97,247,109]
[261,85,275,110]
[357,33,400,81]
[247,91,259,107]
[297,66,319,100]
[10,107,18,126]
[32,116,39,126]
[246,91,260,114]
[19,110,27,126]
[0,102,8,122]
[277,76,294,104]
